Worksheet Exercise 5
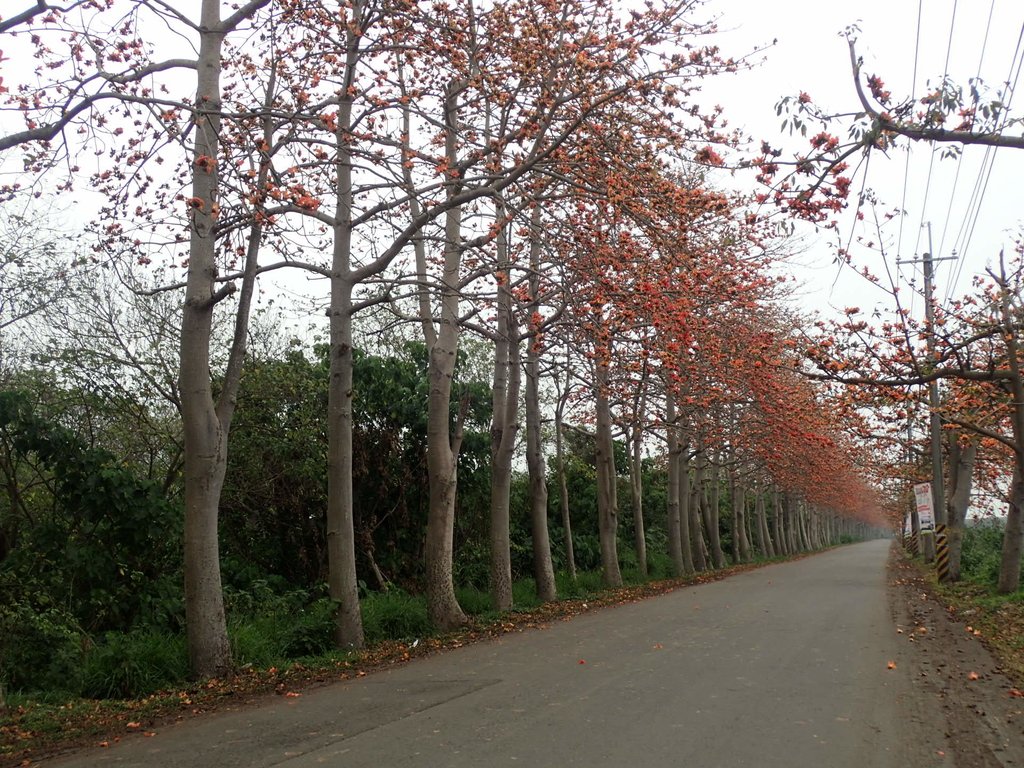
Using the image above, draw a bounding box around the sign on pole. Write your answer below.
[914,482,935,531]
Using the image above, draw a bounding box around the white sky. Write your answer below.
[703,0,1024,322]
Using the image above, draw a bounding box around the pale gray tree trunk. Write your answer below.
[679,446,695,574]
[554,388,576,582]
[179,0,271,678]
[733,479,752,563]
[524,209,556,602]
[771,491,786,556]
[423,80,468,629]
[628,417,647,577]
[488,264,520,610]
[998,467,1024,594]
[690,456,709,571]
[945,433,977,581]
[996,278,1024,594]
[327,274,363,647]
[752,491,768,558]
[524,345,556,601]
[594,363,622,587]
[798,502,812,551]
[785,494,799,553]
[665,396,684,576]
[325,20,365,647]
[703,461,727,568]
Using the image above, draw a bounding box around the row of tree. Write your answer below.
[763,33,1024,593]
[1,0,888,682]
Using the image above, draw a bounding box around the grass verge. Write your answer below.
[897,549,1024,685]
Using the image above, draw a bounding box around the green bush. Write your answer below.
[511,578,542,610]
[556,569,604,599]
[361,590,431,643]
[79,630,187,699]
[455,586,493,616]
[646,551,674,579]
[230,615,290,668]
[281,598,336,658]
[960,520,1007,586]
[0,597,83,694]
[452,542,490,591]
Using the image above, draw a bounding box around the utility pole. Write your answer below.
[923,223,947,531]
[898,223,955,563]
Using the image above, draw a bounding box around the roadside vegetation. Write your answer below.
[918,522,1024,683]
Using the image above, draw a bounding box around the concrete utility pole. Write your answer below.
[923,224,947,531]
[899,224,956,563]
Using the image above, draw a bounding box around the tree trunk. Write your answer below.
[554,396,576,582]
[678,445,695,575]
[996,281,1024,595]
[326,276,364,648]
[629,422,647,577]
[704,461,726,568]
[665,397,684,576]
[524,210,556,602]
[798,502,812,551]
[325,28,366,647]
[594,363,622,587]
[488,231,519,611]
[752,491,768,558]
[786,494,800,553]
[733,479,751,563]
[997,467,1024,594]
[179,2,246,679]
[524,342,556,602]
[771,491,786,556]
[423,80,468,630]
[689,456,708,572]
[945,434,977,582]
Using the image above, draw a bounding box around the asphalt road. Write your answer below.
[50,540,931,768]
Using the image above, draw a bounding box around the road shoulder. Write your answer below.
[886,547,1024,768]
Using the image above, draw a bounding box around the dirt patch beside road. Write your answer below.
[887,548,1024,767]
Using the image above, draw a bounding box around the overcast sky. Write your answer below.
[702,0,1024,321]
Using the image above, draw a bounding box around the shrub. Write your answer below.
[455,586,493,616]
[361,590,431,643]
[960,520,1007,586]
[281,598,335,658]
[556,569,604,599]
[646,551,674,579]
[452,542,489,591]
[0,598,83,694]
[511,578,542,610]
[79,630,187,699]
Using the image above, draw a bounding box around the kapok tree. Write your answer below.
[805,249,1024,591]
[1,0,280,678]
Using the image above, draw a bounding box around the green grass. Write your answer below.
[361,590,431,644]
[455,586,493,616]
[79,630,189,699]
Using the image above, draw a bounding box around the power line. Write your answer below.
[896,0,925,263]
[945,19,1024,302]
[936,0,995,262]
[896,0,926,320]
[909,0,960,286]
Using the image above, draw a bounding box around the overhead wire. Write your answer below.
[895,0,925,262]
[935,0,995,267]
[911,0,960,261]
[944,18,1024,303]
[906,1,958,316]
[896,0,925,318]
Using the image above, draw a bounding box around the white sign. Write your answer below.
[914,482,935,530]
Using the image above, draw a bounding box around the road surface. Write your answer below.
[50,541,945,767]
